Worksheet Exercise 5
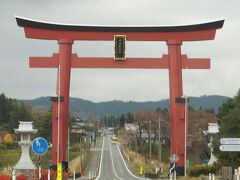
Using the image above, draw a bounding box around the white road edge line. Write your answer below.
[117,144,148,180]
[109,137,124,180]
[95,137,104,180]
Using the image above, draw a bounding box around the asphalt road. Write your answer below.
[95,135,147,180]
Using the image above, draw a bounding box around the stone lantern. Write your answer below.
[13,121,37,170]
[203,123,219,165]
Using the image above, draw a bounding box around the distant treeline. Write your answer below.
[17,95,229,119]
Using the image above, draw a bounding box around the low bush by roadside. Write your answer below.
[188,163,221,177]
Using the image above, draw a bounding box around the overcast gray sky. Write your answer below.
[1,0,239,102]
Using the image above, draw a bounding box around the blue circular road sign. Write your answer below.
[32,137,49,155]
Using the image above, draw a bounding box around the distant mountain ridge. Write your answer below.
[17,95,229,119]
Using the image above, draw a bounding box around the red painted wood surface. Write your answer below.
[57,39,73,163]
[24,27,217,41]
[30,54,209,69]
[167,40,185,167]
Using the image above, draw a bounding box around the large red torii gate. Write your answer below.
[16,16,224,175]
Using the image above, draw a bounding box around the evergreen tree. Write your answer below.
[32,106,52,142]
[0,93,18,125]
[0,93,33,132]
[8,104,33,132]
[213,89,240,167]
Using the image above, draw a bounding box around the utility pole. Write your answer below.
[150,119,152,163]
[112,117,114,128]
[135,122,137,156]
[158,117,162,173]
[80,130,82,171]
[124,113,128,125]
[184,96,188,176]
[107,115,108,128]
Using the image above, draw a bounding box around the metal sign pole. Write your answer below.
[38,155,41,179]
[31,137,49,179]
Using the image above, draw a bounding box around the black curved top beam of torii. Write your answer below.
[16,16,224,33]
[15,16,224,42]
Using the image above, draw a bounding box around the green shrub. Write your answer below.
[4,150,21,167]
[4,142,19,149]
[188,163,221,177]
[71,143,80,152]
[0,144,7,169]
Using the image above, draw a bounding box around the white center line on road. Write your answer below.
[117,144,148,180]
[95,137,104,180]
[109,137,124,180]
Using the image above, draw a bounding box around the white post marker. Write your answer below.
[89,171,91,179]
[39,165,41,179]
[48,169,50,180]
[209,173,211,180]
[174,170,176,180]
[12,170,16,180]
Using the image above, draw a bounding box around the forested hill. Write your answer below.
[17,95,229,118]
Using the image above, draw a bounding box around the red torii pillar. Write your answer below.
[52,39,73,164]
[16,16,224,175]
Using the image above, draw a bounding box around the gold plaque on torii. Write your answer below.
[114,35,126,60]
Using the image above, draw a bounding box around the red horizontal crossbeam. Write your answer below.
[181,55,210,69]
[24,28,217,41]
[71,54,169,69]
[29,53,59,68]
[29,54,210,69]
